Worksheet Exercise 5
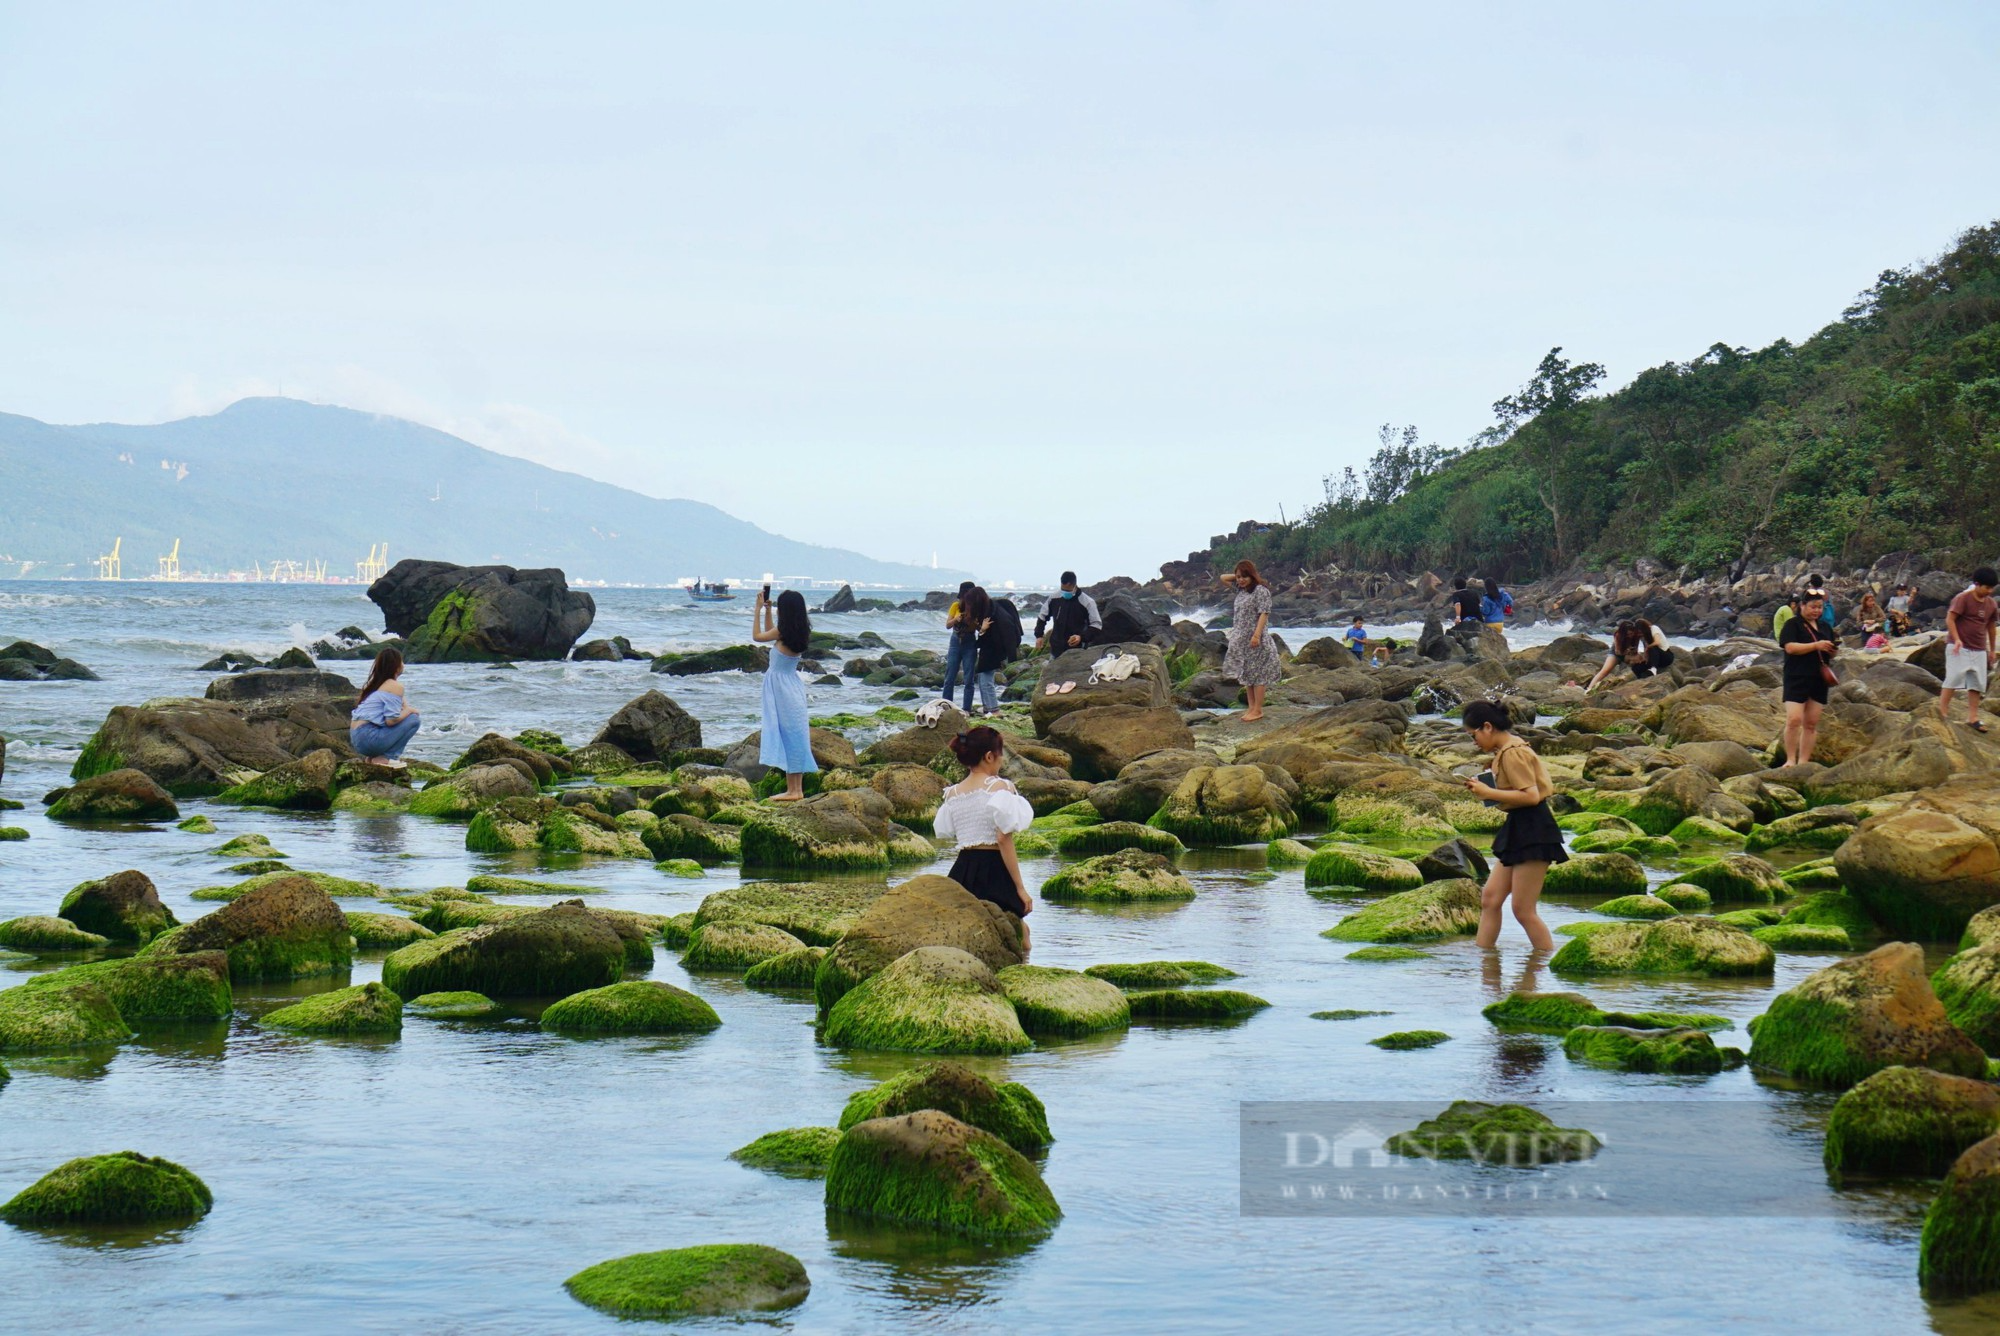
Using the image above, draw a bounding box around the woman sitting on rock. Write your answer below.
[1857,591,1884,637]
[1221,559,1280,722]
[1583,619,1672,690]
[350,646,420,767]
[752,588,817,801]
[933,726,1035,952]
[1462,699,1562,953]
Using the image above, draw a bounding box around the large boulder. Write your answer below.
[1746,942,1986,1087]
[0,1153,210,1226]
[367,559,595,662]
[1095,592,1172,646]
[994,966,1130,1038]
[1837,781,2000,939]
[1650,681,1783,751]
[157,876,353,982]
[857,708,970,765]
[406,761,539,817]
[1232,699,1411,779]
[69,695,352,796]
[1147,764,1297,845]
[1045,706,1195,783]
[1809,715,2000,802]
[46,769,179,822]
[738,789,929,870]
[0,640,97,682]
[1549,916,1775,978]
[1932,943,2000,1052]
[592,690,702,763]
[539,980,721,1034]
[380,902,627,998]
[1825,1066,2000,1181]
[813,875,1026,1015]
[450,733,568,784]
[1085,750,1211,823]
[657,644,770,675]
[837,1060,1053,1151]
[821,946,1031,1054]
[215,748,340,810]
[1921,1135,2000,1296]
[824,1109,1061,1237]
[1030,642,1171,735]
[724,728,858,780]
[58,870,177,944]
[204,668,356,705]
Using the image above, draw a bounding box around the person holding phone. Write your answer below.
[1461,700,1562,952]
[1778,590,1837,764]
[751,587,816,800]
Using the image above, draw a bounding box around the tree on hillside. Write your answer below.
[1489,347,1606,565]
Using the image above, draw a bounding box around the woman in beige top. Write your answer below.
[1462,699,1566,951]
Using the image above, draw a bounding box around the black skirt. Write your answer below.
[1491,801,1569,868]
[948,847,1030,917]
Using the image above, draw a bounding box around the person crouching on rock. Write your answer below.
[933,726,1035,953]
[1462,700,1563,953]
[350,647,420,768]
[753,588,818,800]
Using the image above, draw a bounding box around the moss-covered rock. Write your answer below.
[22,952,231,1022]
[1558,811,1642,836]
[1345,945,1432,961]
[837,1060,1052,1153]
[564,1244,809,1319]
[0,981,131,1051]
[462,875,598,897]
[1921,1134,2000,1296]
[1267,837,1315,867]
[1591,893,1678,921]
[1748,942,1986,1087]
[1712,907,1784,930]
[47,769,180,822]
[1933,943,2000,1052]
[263,981,403,1035]
[1303,843,1425,893]
[1054,820,1186,858]
[1752,922,1853,951]
[0,916,110,952]
[214,748,339,811]
[191,869,385,902]
[212,833,284,859]
[1653,883,1713,913]
[156,876,352,982]
[646,771,757,821]
[1549,916,1774,978]
[659,912,696,949]
[1666,815,1747,846]
[1311,1008,1394,1020]
[1745,805,1862,854]
[822,947,1030,1054]
[1081,960,1238,989]
[540,979,721,1034]
[344,911,434,950]
[224,859,290,876]
[1385,1100,1600,1165]
[176,815,217,833]
[1370,1029,1450,1049]
[1824,1066,2000,1182]
[1673,853,1787,904]
[1780,889,1876,943]
[742,946,828,991]
[824,1109,1060,1237]
[411,900,532,933]
[1482,990,1605,1032]
[381,902,626,999]
[1147,764,1296,845]
[730,1127,842,1176]
[1126,988,1270,1019]
[692,883,882,947]
[655,859,705,879]
[1541,852,1647,898]
[1321,878,1481,943]
[408,990,501,1018]
[642,814,743,865]
[1041,849,1196,903]
[1780,856,1844,891]
[683,920,807,973]
[0,1152,211,1225]
[1333,796,1456,843]
[995,964,1130,1037]
[738,789,919,871]
[1562,1025,1733,1073]
[813,876,1025,1016]
[58,870,177,944]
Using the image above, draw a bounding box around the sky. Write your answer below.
[3,3,1999,587]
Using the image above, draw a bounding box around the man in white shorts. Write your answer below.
[1940,567,1999,733]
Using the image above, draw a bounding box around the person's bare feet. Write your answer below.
[768,793,805,803]
[1241,711,1265,722]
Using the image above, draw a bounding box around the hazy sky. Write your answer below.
[3,4,1998,585]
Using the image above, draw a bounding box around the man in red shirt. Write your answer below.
[1941,567,1999,732]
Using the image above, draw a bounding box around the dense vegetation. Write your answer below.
[1218,221,2000,582]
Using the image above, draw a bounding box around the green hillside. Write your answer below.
[0,398,956,586]
[1215,221,2000,582]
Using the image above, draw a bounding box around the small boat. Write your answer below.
[684,580,736,603]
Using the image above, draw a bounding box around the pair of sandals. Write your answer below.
[1041,680,1079,697]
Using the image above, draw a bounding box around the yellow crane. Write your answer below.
[95,537,122,580]
[357,542,388,582]
[157,539,181,580]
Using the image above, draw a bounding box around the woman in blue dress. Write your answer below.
[752,588,816,801]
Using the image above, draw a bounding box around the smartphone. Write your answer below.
[761,584,772,601]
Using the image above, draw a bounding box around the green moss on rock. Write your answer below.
[1667,816,1747,846]
[1345,945,1432,962]
[1082,960,1238,989]
[0,1152,212,1226]
[162,876,353,982]
[742,945,828,991]
[1267,838,1315,867]
[564,1244,809,1319]
[464,875,599,896]
[1921,1135,2000,1296]
[837,1060,1052,1153]
[1321,878,1481,943]
[824,1109,1060,1238]
[1370,1029,1450,1050]
[1126,988,1269,1019]
[1054,820,1185,858]
[1311,1008,1393,1020]
[23,953,231,1022]
[344,911,434,950]
[0,982,131,1051]
[1303,843,1425,893]
[1826,1066,2000,1182]
[381,903,624,999]
[1333,796,1455,843]
[191,870,384,903]
[1481,990,1606,1032]
[263,981,403,1035]
[1653,883,1713,913]
[540,980,721,1034]
[1563,1025,1733,1073]
[408,990,501,1018]
[691,882,882,947]
[1672,853,1785,904]
[1752,922,1852,951]
[1549,916,1774,978]
[1541,852,1647,898]
[823,947,1030,1054]
[0,916,110,952]
[1385,1100,1600,1165]
[643,814,743,864]
[656,858,705,878]
[730,1127,843,1176]
[995,964,1130,1037]
[1042,849,1195,903]
[1748,942,1986,1088]
[683,920,808,973]
[1933,943,2000,1053]
[176,815,217,833]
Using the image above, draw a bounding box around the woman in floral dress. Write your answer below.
[1221,559,1280,721]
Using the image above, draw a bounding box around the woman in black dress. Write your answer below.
[1778,591,1836,766]
[1463,700,1564,951]
[931,726,1036,951]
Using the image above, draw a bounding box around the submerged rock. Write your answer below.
[1562,1025,1735,1074]
[1126,988,1270,1020]
[1825,1066,2000,1181]
[1747,942,1985,1087]
[813,876,1025,1016]
[730,1127,843,1176]
[0,981,131,1051]
[1082,960,1238,989]
[824,1109,1061,1237]
[154,876,353,982]
[1321,879,1481,943]
[682,921,806,973]
[838,1060,1052,1153]
[57,870,177,944]
[1549,916,1774,979]
[1385,1101,1600,1165]
[262,981,403,1035]
[1303,844,1425,893]
[995,965,1130,1037]
[1370,1030,1450,1050]
[24,952,232,1021]
[564,1244,808,1319]
[1041,849,1195,903]
[539,980,721,1035]
[0,1152,211,1226]
[380,902,625,999]
[46,769,179,822]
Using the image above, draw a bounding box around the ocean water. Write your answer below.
[0,582,1986,1334]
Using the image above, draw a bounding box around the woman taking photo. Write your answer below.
[1779,590,1837,766]
[1583,618,1672,691]
[932,726,1035,951]
[1462,700,1562,952]
[752,588,816,801]
[1221,559,1280,722]
[350,647,420,766]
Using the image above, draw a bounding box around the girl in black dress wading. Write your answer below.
[932,726,1036,953]
[1462,699,1564,951]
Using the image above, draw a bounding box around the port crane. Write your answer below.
[95,537,122,580]
[356,543,389,582]
[157,539,181,580]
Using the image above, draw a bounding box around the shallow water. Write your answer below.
[0,583,1988,1333]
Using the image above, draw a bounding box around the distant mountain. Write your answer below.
[0,397,958,586]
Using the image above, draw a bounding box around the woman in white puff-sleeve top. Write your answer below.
[934,725,1036,949]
